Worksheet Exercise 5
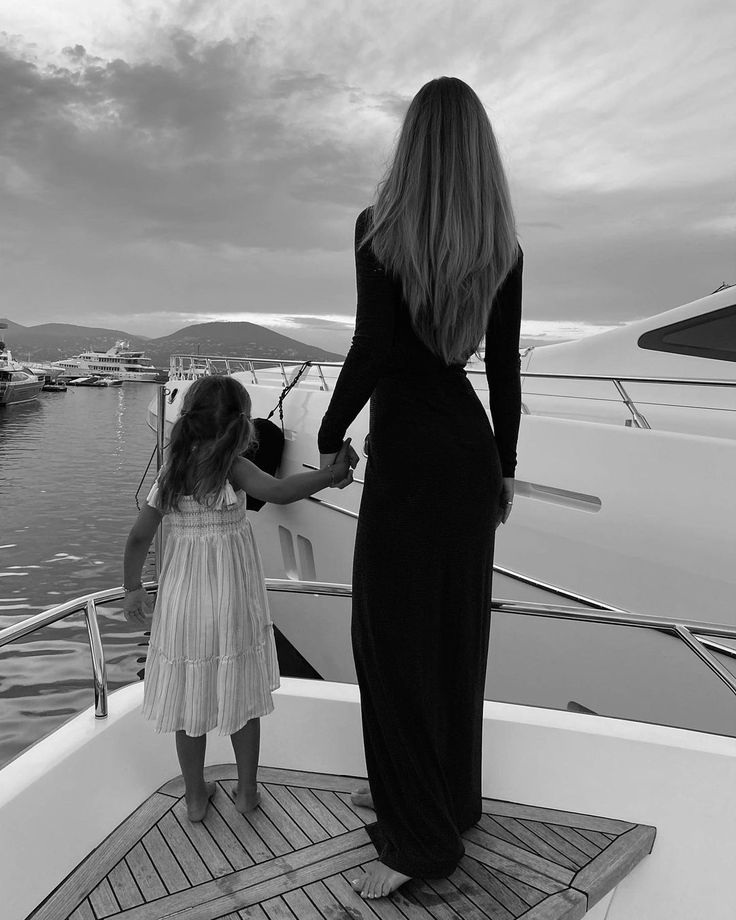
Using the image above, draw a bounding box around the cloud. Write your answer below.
[0,0,734,335]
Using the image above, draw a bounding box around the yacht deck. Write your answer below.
[29,766,655,920]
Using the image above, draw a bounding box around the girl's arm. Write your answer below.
[232,440,354,505]
[122,503,162,623]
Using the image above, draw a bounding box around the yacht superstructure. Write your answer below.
[53,341,159,382]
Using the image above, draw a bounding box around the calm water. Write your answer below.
[0,385,160,767]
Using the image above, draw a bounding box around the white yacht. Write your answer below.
[53,341,160,382]
[2,285,735,916]
[0,329,44,406]
[149,287,736,630]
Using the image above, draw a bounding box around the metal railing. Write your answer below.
[167,353,735,431]
[168,356,339,390]
[484,371,736,430]
[1,578,735,725]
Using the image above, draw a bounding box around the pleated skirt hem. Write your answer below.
[142,636,280,737]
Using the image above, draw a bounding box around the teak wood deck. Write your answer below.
[30,765,655,920]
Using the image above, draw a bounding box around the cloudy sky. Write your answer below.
[0,0,734,352]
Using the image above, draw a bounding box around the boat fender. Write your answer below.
[245,418,285,511]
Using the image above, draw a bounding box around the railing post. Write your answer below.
[84,598,108,718]
[612,378,651,429]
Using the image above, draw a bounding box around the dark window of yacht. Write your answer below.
[638,305,736,362]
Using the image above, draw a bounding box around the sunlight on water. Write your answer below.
[0,384,160,767]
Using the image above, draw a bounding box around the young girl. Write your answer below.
[123,375,355,822]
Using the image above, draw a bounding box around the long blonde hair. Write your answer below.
[363,76,518,365]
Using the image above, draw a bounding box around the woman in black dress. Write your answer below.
[318,76,523,899]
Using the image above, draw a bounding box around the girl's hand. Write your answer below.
[123,587,153,625]
[497,477,515,528]
[330,438,357,488]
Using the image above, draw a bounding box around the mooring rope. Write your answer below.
[266,361,311,431]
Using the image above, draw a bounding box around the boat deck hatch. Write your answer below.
[29,766,655,920]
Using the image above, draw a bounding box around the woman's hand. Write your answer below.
[497,477,515,528]
[321,439,359,488]
[123,587,153,625]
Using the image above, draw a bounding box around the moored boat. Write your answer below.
[0,327,44,406]
[53,341,160,382]
[66,375,123,387]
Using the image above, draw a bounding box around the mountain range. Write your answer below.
[0,319,345,368]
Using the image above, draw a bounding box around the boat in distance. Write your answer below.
[66,375,123,388]
[0,325,44,406]
[53,341,162,382]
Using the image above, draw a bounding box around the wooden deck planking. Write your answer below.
[29,766,655,920]
[260,894,298,920]
[124,842,167,901]
[281,887,329,920]
[447,865,516,920]
[263,783,332,843]
[67,900,95,920]
[482,816,583,871]
[237,906,269,920]
[287,785,351,836]
[458,847,545,913]
[87,877,118,919]
[139,825,190,893]
[313,788,366,830]
[156,810,213,884]
[106,859,144,910]
[201,790,256,871]
[172,797,234,877]
[482,800,634,836]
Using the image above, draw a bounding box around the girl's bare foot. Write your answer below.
[186,781,216,822]
[233,782,260,814]
[351,861,411,899]
[350,785,374,809]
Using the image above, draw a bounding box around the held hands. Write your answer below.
[320,438,359,489]
[123,586,153,625]
[496,477,515,528]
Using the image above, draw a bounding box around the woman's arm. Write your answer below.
[485,248,523,481]
[317,209,400,456]
[122,503,162,622]
[232,440,354,504]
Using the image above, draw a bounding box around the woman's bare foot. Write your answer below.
[186,781,216,822]
[232,782,261,814]
[350,785,374,809]
[351,861,411,899]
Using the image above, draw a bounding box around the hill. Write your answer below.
[0,318,344,367]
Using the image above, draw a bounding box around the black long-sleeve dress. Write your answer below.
[318,208,523,878]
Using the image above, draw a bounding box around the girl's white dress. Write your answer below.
[142,478,280,736]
